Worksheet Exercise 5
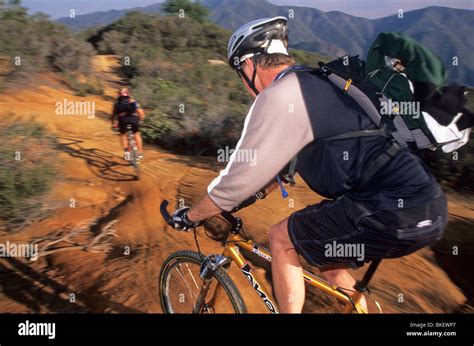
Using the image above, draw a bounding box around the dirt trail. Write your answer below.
[0,55,471,313]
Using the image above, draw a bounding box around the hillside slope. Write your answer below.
[56,1,474,85]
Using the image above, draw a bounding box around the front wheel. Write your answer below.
[127,132,140,180]
[159,250,247,313]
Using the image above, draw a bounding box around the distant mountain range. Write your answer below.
[56,0,474,85]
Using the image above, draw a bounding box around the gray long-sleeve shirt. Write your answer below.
[208,73,314,211]
[208,68,439,212]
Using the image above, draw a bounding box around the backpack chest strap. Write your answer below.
[352,140,402,191]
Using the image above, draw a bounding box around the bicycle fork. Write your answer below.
[193,255,230,314]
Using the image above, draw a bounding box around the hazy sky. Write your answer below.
[270,0,473,18]
[22,0,163,18]
[22,0,474,19]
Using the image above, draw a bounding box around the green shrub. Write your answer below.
[63,73,104,96]
[0,117,58,231]
[0,2,94,81]
[162,0,210,23]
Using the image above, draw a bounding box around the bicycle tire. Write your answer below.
[128,132,140,180]
[159,250,247,314]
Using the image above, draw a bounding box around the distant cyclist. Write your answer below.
[166,17,448,313]
[112,88,145,160]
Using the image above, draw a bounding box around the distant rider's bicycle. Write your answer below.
[158,199,383,314]
[124,124,140,181]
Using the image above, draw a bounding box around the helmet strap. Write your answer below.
[251,55,258,92]
[238,54,260,96]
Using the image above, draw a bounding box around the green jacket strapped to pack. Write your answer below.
[317,32,472,153]
[366,32,444,150]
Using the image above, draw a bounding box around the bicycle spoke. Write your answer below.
[173,263,197,307]
[185,263,200,290]
[160,252,246,313]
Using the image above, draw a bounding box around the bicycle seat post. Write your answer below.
[342,259,381,313]
[355,259,381,293]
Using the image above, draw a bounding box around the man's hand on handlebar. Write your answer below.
[164,189,266,231]
[111,118,119,131]
[162,182,278,232]
[170,206,200,232]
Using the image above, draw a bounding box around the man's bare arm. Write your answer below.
[187,181,280,223]
[111,105,116,124]
[137,108,145,121]
[187,194,221,223]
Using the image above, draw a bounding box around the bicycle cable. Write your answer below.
[194,215,250,260]
[193,226,204,260]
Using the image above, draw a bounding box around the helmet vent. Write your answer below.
[233,35,244,50]
[251,23,266,31]
[254,32,270,43]
[252,17,281,31]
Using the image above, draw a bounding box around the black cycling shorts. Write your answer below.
[288,187,447,269]
[118,115,139,134]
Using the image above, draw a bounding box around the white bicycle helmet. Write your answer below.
[227,16,289,69]
[227,17,290,95]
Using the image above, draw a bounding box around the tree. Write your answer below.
[162,0,209,23]
[0,0,27,20]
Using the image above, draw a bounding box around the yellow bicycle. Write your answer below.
[159,200,382,314]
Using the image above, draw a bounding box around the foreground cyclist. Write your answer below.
[112,88,145,160]
[169,17,447,313]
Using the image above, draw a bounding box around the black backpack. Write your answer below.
[115,96,137,117]
[280,58,399,190]
[283,55,472,190]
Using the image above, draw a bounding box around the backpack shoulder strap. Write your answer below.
[274,65,315,81]
[318,128,389,141]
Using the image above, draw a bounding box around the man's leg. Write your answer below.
[120,132,130,160]
[321,267,368,311]
[269,218,305,313]
[269,217,368,313]
[121,133,129,151]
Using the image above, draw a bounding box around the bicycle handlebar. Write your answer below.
[160,189,266,230]
[159,199,243,232]
[160,200,174,226]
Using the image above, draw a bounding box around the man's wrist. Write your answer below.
[186,209,199,226]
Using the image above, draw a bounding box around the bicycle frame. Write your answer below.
[125,125,140,180]
[221,232,368,314]
[159,200,374,314]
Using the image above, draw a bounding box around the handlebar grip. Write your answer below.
[160,200,174,226]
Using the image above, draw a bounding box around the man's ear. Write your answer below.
[242,59,254,75]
